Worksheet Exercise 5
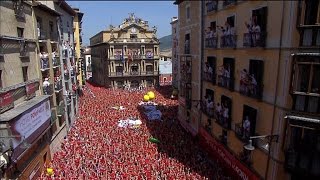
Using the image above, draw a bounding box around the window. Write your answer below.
[22,66,28,81]
[185,34,190,54]
[252,7,268,32]
[48,21,53,32]
[141,47,145,55]
[304,0,319,25]
[154,47,158,55]
[186,6,190,20]
[130,34,137,39]
[293,56,320,93]
[17,27,24,38]
[227,15,235,28]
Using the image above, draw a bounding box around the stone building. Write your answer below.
[175,0,320,179]
[90,13,160,89]
[171,17,179,89]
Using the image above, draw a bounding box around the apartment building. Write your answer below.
[73,8,85,86]
[175,0,320,179]
[0,1,54,179]
[171,17,179,89]
[40,0,79,155]
[90,13,160,89]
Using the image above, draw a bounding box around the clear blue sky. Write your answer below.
[67,1,177,46]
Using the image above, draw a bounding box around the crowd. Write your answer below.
[40,82,229,179]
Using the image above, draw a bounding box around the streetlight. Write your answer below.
[243,134,279,179]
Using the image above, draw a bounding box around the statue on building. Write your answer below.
[152,26,157,38]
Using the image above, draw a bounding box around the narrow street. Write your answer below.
[40,83,228,179]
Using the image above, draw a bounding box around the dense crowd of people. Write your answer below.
[40,82,228,179]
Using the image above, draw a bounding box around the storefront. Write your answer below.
[198,127,260,180]
[0,96,52,179]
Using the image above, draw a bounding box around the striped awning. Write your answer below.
[285,115,320,124]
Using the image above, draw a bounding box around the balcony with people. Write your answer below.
[40,52,50,70]
[218,17,236,48]
[239,60,264,99]
[63,65,70,80]
[205,26,218,48]
[215,95,232,129]
[217,59,234,91]
[206,0,218,13]
[42,78,53,95]
[202,59,216,84]
[235,105,257,143]
[243,8,268,48]
[201,90,215,118]
[114,50,124,61]
[115,66,124,76]
[130,66,139,75]
[54,78,63,92]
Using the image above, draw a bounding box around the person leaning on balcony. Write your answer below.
[215,102,222,120]
[250,74,258,96]
[222,102,229,127]
[208,65,213,79]
[245,16,261,46]
[240,69,249,93]
[43,78,50,94]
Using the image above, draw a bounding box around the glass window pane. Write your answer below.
[311,65,320,93]
[295,95,306,111]
[307,96,319,113]
[295,64,310,92]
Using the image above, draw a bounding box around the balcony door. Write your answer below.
[242,105,257,141]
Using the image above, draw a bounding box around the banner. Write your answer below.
[198,127,260,180]
[26,83,38,99]
[10,100,51,149]
[0,91,14,112]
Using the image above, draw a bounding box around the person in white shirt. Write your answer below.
[224,65,231,88]
[250,74,258,96]
[43,78,50,94]
[243,116,251,139]
[222,103,229,127]
[215,103,222,120]
[240,69,249,93]
[207,100,214,117]
[208,65,213,80]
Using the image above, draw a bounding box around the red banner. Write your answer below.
[26,83,38,96]
[0,91,14,111]
[198,127,260,180]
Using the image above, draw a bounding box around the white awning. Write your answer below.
[291,53,320,57]
[285,115,320,124]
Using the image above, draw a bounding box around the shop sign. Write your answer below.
[198,127,260,180]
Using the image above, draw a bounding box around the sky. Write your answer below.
[67,1,178,46]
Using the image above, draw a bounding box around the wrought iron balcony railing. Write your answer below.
[130,71,140,75]
[201,102,214,118]
[206,1,217,13]
[202,72,216,84]
[235,123,250,142]
[220,35,237,48]
[243,32,266,48]
[205,37,218,48]
[240,81,263,99]
[146,71,154,75]
[217,75,234,90]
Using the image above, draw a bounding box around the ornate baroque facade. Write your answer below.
[90,13,160,89]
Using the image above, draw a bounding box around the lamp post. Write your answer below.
[244,134,279,179]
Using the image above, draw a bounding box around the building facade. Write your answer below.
[171,17,179,89]
[0,0,79,179]
[73,8,84,86]
[90,13,160,89]
[175,0,320,179]
[0,1,54,179]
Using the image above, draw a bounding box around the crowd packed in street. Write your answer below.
[40,82,229,179]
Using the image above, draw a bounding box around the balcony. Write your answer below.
[19,42,29,58]
[50,32,58,41]
[206,1,217,13]
[223,0,237,7]
[130,71,140,75]
[243,32,266,48]
[299,26,320,47]
[64,71,70,80]
[205,37,218,48]
[220,35,237,48]
[38,29,47,40]
[217,75,234,90]
[116,72,123,76]
[201,101,214,118]
[52,57,60,67]
[43,84,53,95]
[57,102,65,117]
[240,80,263,99]
[54,80,63,92]
[146,71,154,75]
[235,123,249,142]
[202,72,216,84]
[40,57,50,70]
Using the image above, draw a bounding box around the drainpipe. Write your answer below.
[199,0,204,133]
[265,1,285,180]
